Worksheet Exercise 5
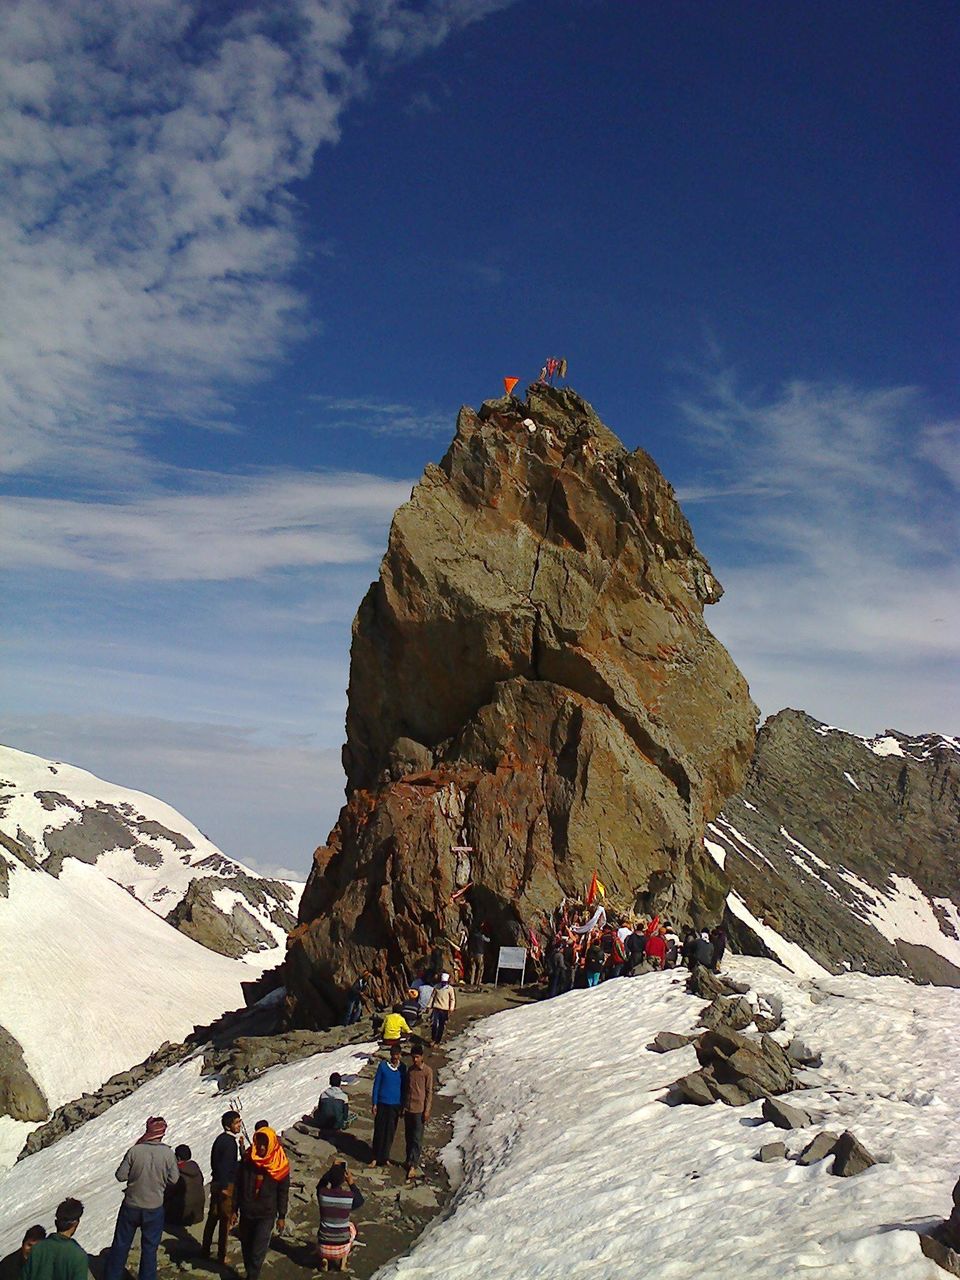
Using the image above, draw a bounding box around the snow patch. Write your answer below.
[868,736,905,758]
[842,771,861,790]
[704,838,726,870]
[725,892,832,980]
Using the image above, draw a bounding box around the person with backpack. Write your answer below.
[369,1043,407,1166]
[104,1117,180,1280]
[234,1127,290,1280]
[201,1110,242,1264]
[21,1203,85,1280]
[163,1145,204,1227]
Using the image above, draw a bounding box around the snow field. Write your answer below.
[0,1041,377,1252]
[0,860,281,1153]
[378,958,960,1279]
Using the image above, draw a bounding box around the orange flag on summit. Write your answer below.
[503,376,519,396]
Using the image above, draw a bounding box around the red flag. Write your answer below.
[585,869,598,906]
[503,376,519,397]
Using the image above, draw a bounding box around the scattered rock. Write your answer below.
[756,1142,787,1162]
[797,1131,840,1166]
[671,1026,800,1108]
[650,1031,699,1053]
[830,1129,876,1177]
[753,1013,782,1033]
[921,1230,960,1276]
[699,995,754,1032]
[761,1097,812,1130]
[687,966,743,1000]
[673,1072,717,1106]
[786,1037,822,1068]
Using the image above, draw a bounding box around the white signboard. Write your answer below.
[495,945,527,986]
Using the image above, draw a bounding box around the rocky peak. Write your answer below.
[286,386,757,1025]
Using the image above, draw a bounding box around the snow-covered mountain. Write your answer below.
[709,710,960,986]
[0,744,303,1164]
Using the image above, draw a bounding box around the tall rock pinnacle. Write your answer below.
[286,386,757,1024]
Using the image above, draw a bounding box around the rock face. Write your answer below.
[710,711,960,985]
[0,1025,48,1122]
[287,387,757,1024]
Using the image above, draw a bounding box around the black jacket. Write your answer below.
[210,1131,242,1189]
[236,1155,290,1221]
[164,1159,205,1225]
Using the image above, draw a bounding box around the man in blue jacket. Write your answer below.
[201,1110,243,1264]
[368,1044,406,1167]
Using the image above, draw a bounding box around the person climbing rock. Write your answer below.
[201,1110,243,1264]
[369,1043,407,1166]
[234,1126,290,1280]
[402,1047,434,1181]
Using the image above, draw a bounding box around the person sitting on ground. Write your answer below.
[314,1073,352,1131]
[202,1110,242,1265]
[428,972,456,1044]
[316,1159,364,1272]
[163,1144,205,1227]
[23,1201,86,1280]
[0,1227,46,1280]
[381,1005,412,1045]
[399,988,422,1025]
[104,1116,180,1280]
[369,1043,407,1166]
[694,929,715,968]
[235,1127,290,1280]
[644,927,667,970]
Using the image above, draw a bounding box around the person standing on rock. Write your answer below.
[104,1117,180,1280]
[343,968,372,1026]
[202,1110,243,1264]
[466,923,490,986]
[369,1043,407,1166]
[22,1202,85,1280]
[402,1047,434,1181]
[234,1126,290,1280]
[1,1227,46,1280]
[316,1159,365,1271]
[428,972,456,1044]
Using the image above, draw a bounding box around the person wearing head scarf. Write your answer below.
[234,1126,290,1280]
[104,1117,180,1280]
[427,972,456,1044]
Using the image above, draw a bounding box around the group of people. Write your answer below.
[345,968,458,1046]
[542,904,728,995]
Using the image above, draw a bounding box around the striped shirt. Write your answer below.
[316,1180,364,1245]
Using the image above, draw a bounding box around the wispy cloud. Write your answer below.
[0,0,513,481]
[0,469,412,580]
[679,368,960,733]
[310,394,454,436]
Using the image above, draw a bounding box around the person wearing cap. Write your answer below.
[104,1117,180,1280]
[21,1203,84,1280]
[1,1227,46,1280]
[234,1126,290,1280]
[427,973,456,1045]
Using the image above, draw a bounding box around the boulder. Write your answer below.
[762,1097,812,1130]
[286,387,757,1023]
[650,1031,699,1053]
[920,1232,960,1276]
[756,1142,787,1162]
[830,1130,876,1177]
[699,995,755,1032]
[687,966,743,1000]
[0,1025,48,1122]
[797,1131,840,1166]
[673,1072,716,1106]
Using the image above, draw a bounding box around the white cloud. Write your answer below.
[0,0,512,480]
[679,370,960,734]
[310,394,454,436]
[0,469,412,579]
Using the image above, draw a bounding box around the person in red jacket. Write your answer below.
[644,929,667,970]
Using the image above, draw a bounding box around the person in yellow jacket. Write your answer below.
[381,1007,412,1045]
[428,973,456,1045]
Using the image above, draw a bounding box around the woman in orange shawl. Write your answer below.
[234,1126,290,1280]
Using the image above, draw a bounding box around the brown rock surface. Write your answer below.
[286,386,757,1025]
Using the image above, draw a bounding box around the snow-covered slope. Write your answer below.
[381,959,960,1279]
[0,744,305,1155]
[0,744,301,959]
[709,711,960,986]
[0,1039,376,1253]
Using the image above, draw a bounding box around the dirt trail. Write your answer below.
[129,985,532,1280]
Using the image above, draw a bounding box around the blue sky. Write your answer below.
[1,0,957,875]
